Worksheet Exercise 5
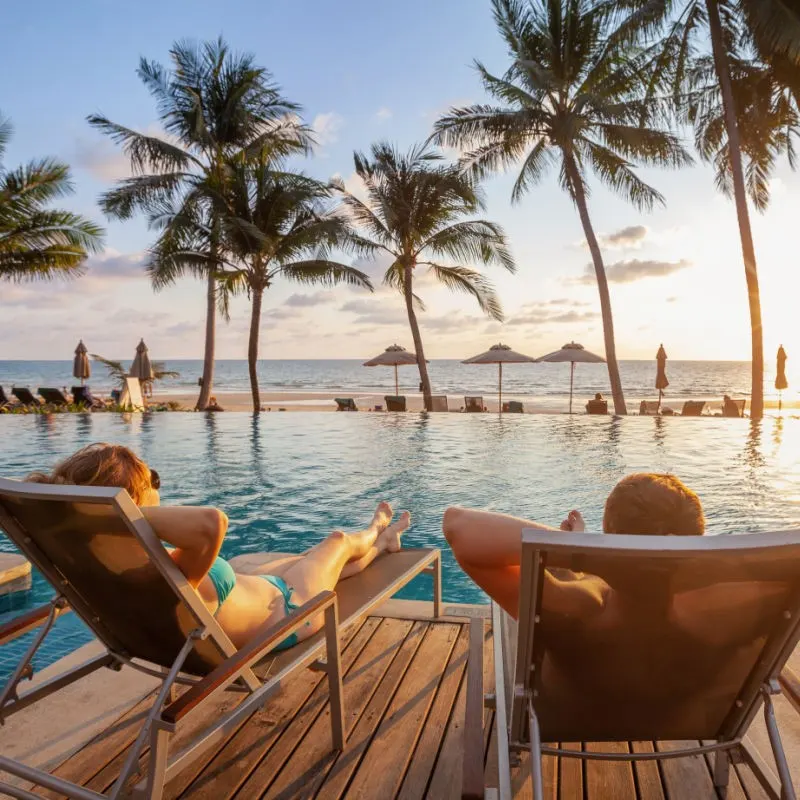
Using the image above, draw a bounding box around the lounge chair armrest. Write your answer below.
[162,590,337,725]
[462,617,486,800]
[0,602,70,646]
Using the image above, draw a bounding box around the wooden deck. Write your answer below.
[32,614,773,799]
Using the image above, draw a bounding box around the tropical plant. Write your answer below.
[332,142,515,411]
[91,354,180,383]
[624,0,800,419]
[151,156,373,412]
[88,37,310,409]
[434,0,692,415]
[0,113,103,285]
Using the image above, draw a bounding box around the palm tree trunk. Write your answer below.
[248,285,263,413]
[564,154,627,415]
[195,271,216,411]
[706,0,764,420]
[404,263,433,411]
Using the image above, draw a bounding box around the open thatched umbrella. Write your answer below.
[462,343,537,413]
[776,345,788,411]
[537,341,605,414]
[129,339,154,381]
[656,344,669,410]
[73,340,91,386]
[363,344,420,395]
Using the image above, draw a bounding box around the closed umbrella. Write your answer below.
[537,341,605,414]
[655,344,669,410]
[462,343,537,413]
[129,339,154,381]
[73,340,91,386]
[776,345,788,411]
[363,344,420,395]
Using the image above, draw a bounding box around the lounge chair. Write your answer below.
[723,398,747,418]
[639,400,661,415]
[681,400,706,416]
[465,396,484,413]
[585,398,608,414]
[463,528,800,800]
[0,386,8,408]
[503,401,523,414]
[384,395,407,412]
[72,385,104,408]
[334,397,358,412]
[10,387,38,406]
[0,478,442,800]
[38,387,69,406]
[431,395,449,412]
[118,376,145,411]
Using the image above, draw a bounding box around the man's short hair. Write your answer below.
[603,473,705,536]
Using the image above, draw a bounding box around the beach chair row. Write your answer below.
[0,385,104,409]
[636,398,747,417]
[335,395,526,412]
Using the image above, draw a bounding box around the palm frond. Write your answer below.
[423,263,505,321]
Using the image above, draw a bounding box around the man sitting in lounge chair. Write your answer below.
[27,443,410,650]
[443,473,704,619]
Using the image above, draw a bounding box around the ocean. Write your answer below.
[0,359,793,407]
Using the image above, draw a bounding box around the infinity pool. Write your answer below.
[2,412,800,678]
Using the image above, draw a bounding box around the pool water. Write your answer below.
[2,412,800,679]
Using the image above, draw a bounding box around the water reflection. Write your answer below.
[653,416,666,449]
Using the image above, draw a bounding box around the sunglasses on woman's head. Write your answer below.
[150,469,161,490]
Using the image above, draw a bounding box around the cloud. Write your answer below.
[375,107,393,121]
[507,300,599,327]
[74,139,133,181]
[284,292,328,307]
[85,250,147,280]
[312,112,344,147]
[666,296,679,303]
[574,258,692,285]
[600,225,649,249]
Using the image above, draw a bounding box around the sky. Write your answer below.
[2,0,799,363]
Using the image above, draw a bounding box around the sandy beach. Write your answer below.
[152,390,800,414]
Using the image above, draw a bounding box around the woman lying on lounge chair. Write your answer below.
[443,473,705,619]
[27,443,410,649]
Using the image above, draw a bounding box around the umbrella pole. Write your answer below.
[394,365,398,396]
[569,362,575,414]
[499,363,503,414]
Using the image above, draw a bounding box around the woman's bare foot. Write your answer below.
[370,501,393,534]
[560,510,585,532]
[378,511,411,553]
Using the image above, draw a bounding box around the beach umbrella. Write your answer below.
[655,344,669,410]
[537,341,605,414]
[72,340,90,386]
[129,339,154,381]
[363,344,420,395]
[776,345,788,411]
[462,343,537,413]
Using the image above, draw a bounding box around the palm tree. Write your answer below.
[88,38,310,409]
[332,143,515,411]
[152,157,373,412]
[627,0,800,419]
[433,0,691,415]
[1,113,103,285]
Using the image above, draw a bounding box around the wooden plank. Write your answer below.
[584,742,635,800]
[655,740,717,799]
[732,760,773,800]
[630,741,664,800]
[396,624,470,800]
[312,620,429,800]
[169,617,379,800]
[558,743,582,800]
[238,617,416,799]
[458,619,485,800]
[324,622,461,800]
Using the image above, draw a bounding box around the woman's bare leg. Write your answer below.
[340,512,411,579]
[443,507,559,617]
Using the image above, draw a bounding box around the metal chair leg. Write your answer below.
[527,697,544,800]
[714,749,731,795]
[763,689,797,800]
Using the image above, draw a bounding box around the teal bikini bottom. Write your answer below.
[206,557,301,652]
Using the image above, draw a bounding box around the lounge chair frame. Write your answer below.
[0,479,442,800]
[465,396,484,413]
[465,529,800,800]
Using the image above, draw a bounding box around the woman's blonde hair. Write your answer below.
[26,443,153,504]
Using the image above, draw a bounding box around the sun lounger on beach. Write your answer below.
[72,385,104,408]
[465,396,484,413]
[335,397,358,411]
[723,397,747,418]
[384,395,407,412]
[639,400,660,415]
[38,387,69,406]
[430,395,449,412]
[585,398,608,414]
[462,527,800,800]
[681,400,706,416]
[502,401,524,413]
[0,478,442,800]
[10,387,38,406]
